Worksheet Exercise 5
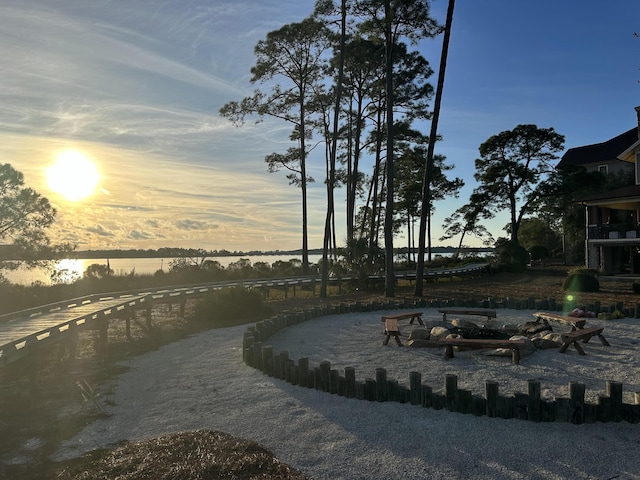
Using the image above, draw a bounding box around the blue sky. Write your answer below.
[0,0,638,253]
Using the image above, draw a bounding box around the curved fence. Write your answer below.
[242,298,640,424]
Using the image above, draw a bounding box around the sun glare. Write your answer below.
[46,150,100,201]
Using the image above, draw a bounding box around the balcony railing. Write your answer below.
[587,223,639,240]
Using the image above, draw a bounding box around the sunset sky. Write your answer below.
[1,0,638,253]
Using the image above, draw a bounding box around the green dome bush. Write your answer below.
[194,286,273,327]
[562,273,600,292]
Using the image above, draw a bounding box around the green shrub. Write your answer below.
[194,287,273,327]
[528,245,549,261]
[567,266,600,277]
[493,239,529,273]
[562,273,600,292]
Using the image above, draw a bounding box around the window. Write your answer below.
[598,164,608,175]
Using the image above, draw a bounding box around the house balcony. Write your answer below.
[587,223,640,242]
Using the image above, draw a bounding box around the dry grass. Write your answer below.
[1,265,639,479]
[55,430,308,480]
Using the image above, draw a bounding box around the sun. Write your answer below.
[46,150,100,201]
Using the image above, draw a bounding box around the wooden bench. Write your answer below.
[381,311,424,326]
[438,338,527,365]
[438,307,497,326]
[559,327,610,355]
[532,312,587,331]
[382,318,402,346]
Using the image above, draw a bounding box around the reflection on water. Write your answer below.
[50,259,85,284]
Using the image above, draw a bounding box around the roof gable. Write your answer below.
[559,128,638,168]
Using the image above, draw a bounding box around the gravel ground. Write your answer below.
[55,309,640,480]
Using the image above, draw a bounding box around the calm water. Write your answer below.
[3,250,481,286]
[4,254,325,286]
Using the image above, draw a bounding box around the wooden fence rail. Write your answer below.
[0,264,492,369]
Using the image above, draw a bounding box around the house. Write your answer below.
[557,107,640,274]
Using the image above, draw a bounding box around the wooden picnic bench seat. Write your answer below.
[559,326,610,355]
[382,318,402,346]
[380,311,424,326]
[532,311,587,330]
[438,307,497,326]
[438,338,527,365]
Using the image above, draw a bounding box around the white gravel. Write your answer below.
[55,309,640,479]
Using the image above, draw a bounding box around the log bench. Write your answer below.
[438,307,497,326]
[382,318,402,346]
[380,311,424,326]
[559,326,610,355]
[438,338,527,365]
[532,311,587,331]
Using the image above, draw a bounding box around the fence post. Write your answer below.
[607,381,624,422]
[528,380,541,422]
[409,372,421,405]
[345,367,356,398]
[376,368,388,402]
[445,374,458,411]
[486,381,499,417]
[569,382,586,424]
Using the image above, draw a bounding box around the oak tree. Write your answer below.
[0,163,69,275]
[473,124,565,245]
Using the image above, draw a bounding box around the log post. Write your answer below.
[409,371,421,405]
[345,366,356,398]
[597,395,611,422]
[319,361,331,392]
[457,389,472,414]
[375,368,387,402]
[569,382,586,424]
[486,381,499,417]
[298,358,309,387]
[607,381,623,422]
[528,380,541,422]
[514,392,528,419]
[471,395,486,416]
[365,378,376,401]
[387,379,399,402]
[445,374,458,411]
[279,351,290,381]
[421,384,433,408]
[329,369,339,394]
[260,345,273,374]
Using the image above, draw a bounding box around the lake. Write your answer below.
[3,250,485,286]
[3,254,325,286]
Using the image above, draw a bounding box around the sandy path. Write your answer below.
[56,309,640,479]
